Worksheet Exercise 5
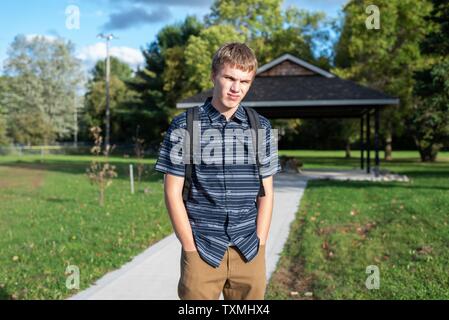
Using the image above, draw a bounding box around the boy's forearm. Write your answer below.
[164,175,196,250]
[165,194,196,249]
[256,176,274,245]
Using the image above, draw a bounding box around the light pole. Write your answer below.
[97,33,117,153]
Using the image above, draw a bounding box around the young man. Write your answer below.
[155,42,280,300]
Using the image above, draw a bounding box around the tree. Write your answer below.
[130,16,204,146]
[161,16,205,105]
[7,111,54,145]
[0,77,9,146]
[340,118,361,158]
[83,57,137,143]
[202,0,333,147]
[184,25,245,92]
[134,2,333,150]
[333,0,433,160]
[420,0,449,57]
[86,127,117,206]
[186,1,331,88]
[254,6,331,67]
[411,61,449,161]
[206,0,284,40]
[91,56,133,82]
[205,0,330,66]
[410,0,449,161]
[3,35,84,144]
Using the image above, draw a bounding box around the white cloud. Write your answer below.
[76,42,144,70]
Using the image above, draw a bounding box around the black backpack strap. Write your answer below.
[244,106,266,197]
[182,106,199,201]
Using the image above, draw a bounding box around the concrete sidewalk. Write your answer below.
[70,173,308,300]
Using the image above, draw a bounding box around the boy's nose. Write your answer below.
[231,82,240,92]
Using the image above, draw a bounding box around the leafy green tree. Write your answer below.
[184,25,245,92]
[91,56,133,82]
[0,77,9,146]
[7,111,54,145]
[202,0,333,148]
[411,61,449,161]
[333,0,433,160]
[3,35,84,144]
[134,2,333,149]
[419,0,449,56]
[3,71,55,146]
[82,56,137,143]
[205,0,329,66]
[206,0,283,39]
[130,16,203,145]
[186,0,330,90]
[410,0,449,161]
[161,16,204,105]
[254,6,331,67]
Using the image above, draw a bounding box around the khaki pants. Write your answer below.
[178,245,266,300]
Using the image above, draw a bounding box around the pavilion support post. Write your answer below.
[360,115,364,170]
[366,109,371,174]
[374,108,380,176]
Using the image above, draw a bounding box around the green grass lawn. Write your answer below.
[0,154,171,300]
[1,151,448,299]
[267,150,449,299]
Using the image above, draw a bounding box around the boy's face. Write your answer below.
[211,63,255,110]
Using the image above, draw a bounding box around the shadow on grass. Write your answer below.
[398,170,449,178]
[0,287,10,300]
[305,174,449,192]
[300,156,449,169]
[0,158,163,182]
[1,155,448,185]
[45,197,76,203]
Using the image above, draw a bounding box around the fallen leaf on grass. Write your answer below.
[304,292,313,297]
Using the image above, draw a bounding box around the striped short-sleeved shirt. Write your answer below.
[155,98,281,268]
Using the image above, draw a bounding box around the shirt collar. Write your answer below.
[203,97,247,124]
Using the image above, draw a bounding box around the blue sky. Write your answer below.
[0,0,348,73]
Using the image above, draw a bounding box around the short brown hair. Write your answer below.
[211,42,258,76]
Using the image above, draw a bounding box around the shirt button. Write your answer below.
[226,190,232,195]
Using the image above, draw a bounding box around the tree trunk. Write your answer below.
[416,139,440,162]
[384,131,393,161]
[345,140,351,159]
[138,163,144,183]
[418,148,438,162]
